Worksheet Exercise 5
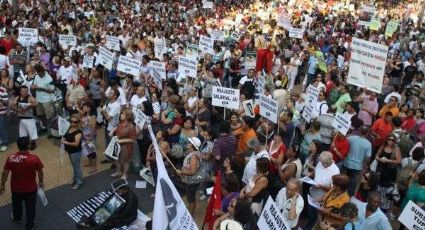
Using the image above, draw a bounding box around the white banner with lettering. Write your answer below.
[132,107,147,130]
[259,95,278,124]
[98,46,114,70]
[105,35,121,51]
[332,113,352,136]
[82,56,94,69]
[18,28,38,46]
[178,56,198,78]
[398,200,425,230]
[288,27,304,39]
[210,30,225,41]
[199,35,215,55]
[59,35,77,47]
[302,104,314,123]
[257,196,290,230]
[212,86,240,110]
[117,55,142,77]
[347,38,388,93]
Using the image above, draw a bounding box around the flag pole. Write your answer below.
[159,149,179,174]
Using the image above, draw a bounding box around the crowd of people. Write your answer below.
[0,0,425,229]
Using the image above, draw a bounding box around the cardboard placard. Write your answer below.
[117,55,142,77]
[105,35,121,51]
[332,113,352,136]
[212,86,240,110]
[259,95,278,124]
[59,35,77,47]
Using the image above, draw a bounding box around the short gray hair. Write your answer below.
[319,151,333,166]
[247,138,261,150]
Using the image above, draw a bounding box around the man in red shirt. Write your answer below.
[0,31,14,54]
[0,136,44,230]
[330,131,350,168]
[371,112,394,149]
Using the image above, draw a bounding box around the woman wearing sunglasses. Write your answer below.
[61,114,83,190]
[375,134,402,182]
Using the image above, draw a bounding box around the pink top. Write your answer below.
[358,96,379,126]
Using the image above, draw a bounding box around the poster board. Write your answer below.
[242,100,255,118]
[132,107,147,130]
[82,56,94,69]
[58,116,70,136]
[210,30,225,41]
[98,46,115,70]
[332,113,352,136]
[59,35,77,47]
[385,20,399,37]
[347,38,388,93]
[104,136,120,160]
[199,35,215,55]
[259,95,278,124]
[105,35,121,51]
[358,6,376,26]
[18,28,38,46]
[117,55,142,77]
[178,56,198,79]
[398,200,425,230]
[257,196,290,230]
[212,86,240,110]
[244,51,257,69]
[288,27,304,39]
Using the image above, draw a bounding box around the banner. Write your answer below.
[385,20,399,37]
[368,19,380,31]
[203,1,214,9]
[212,86,240,110]
[398,200,425,230]
[104,136,120,160]
[18,28,38,46]
[347,38,388,93]
[244,51,257,69]
[358,6,376,26]
[105,35,121,51]
[302,104,313,123]
[199,35,215,55]
[332,113,352,136]
[178,56,198,78]
[58,116,70,136]
[154,40,167,60]
[132,107,147,131]
[277,13,292,29]
[186,43,199,59]
[257,196,290,230]
[149,125,198,230]
[149,61,166,79]
[98,46,115,70]
[306,85,319,105]
[288,27,304,39]
[259,95,278,124]
[59,35,77,47]
[203,171,222,230]
[117,55,142,77]
[82,56,94,69]
[242,100,255,118]
[210,29,224,41]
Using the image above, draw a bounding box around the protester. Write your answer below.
[62,114,83,189]
[0,137,44,230]
[275,178,304,230]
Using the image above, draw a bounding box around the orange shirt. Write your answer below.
[378,104,400,118]
[371,118,393,147]
[234,128,257,154]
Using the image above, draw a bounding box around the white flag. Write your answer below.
[148,125,198,230]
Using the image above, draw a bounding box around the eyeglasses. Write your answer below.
[71,120,79,123]
[387,138,395,142]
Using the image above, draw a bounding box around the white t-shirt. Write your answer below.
[312,101,329,119]
[275,188,304,228]
[130,95,147,108]
[313,162,340,186]
[242,150,270,185]
[57,65,77,84]
[0,54,8,70]
[239,76,253,86]
[105,87,127,106]
[104,100,121,131]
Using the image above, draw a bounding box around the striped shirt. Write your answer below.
[212,134,238,169]
[0,86,8,115]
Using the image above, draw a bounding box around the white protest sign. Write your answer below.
[212,86,240,110]
[59,35,77,47]
[259,95,278,124]
[277,13,292,29]
[105,35,121,51]
[244,51,257,69]
[347,38,388,93]
[18,28,38,46]
[288,27,304,39]
[243,100,255,118]
[203,1,214,9]
[302,104,313,123]
[257,196,290,230]
[332,113,352,136]
[154,40,167,60]
[82,56,94,69]
[98,46,114,70]
[398,200,425,230]
[358,6,376,26]
[255,75,266,98]
[178,56,198,79]
[198,35,215,55]
[104,136,120,160]
[58,116,70,136]
[306,86,319,105]
[149,61,166,79]
[132,107,147,130]
[117,55,141,77]
[210,29,225,41]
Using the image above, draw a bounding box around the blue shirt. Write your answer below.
[307,56,317,74]
[343,135,372,170]
[355,201,392,230]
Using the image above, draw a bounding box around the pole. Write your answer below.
[224,108,226,121]
[265,120,269,146]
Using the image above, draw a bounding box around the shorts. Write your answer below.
[36,102,55,120]
[185,183,200,203]
[19,119,38,140]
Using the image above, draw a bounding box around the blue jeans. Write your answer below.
[68,151,83,185]
[0,114,9,146]
[342,166,361,196]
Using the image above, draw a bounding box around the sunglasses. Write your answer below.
[71,120,79,123]
[387,138,395,142]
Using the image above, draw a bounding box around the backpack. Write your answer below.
[396,158,418,191]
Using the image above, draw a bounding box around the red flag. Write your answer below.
[203,171,222,230]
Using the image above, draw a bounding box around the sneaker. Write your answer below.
[0,146,8,152]
[199,194,208,201]
[72,184,82,190]
[110,172,122,177]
